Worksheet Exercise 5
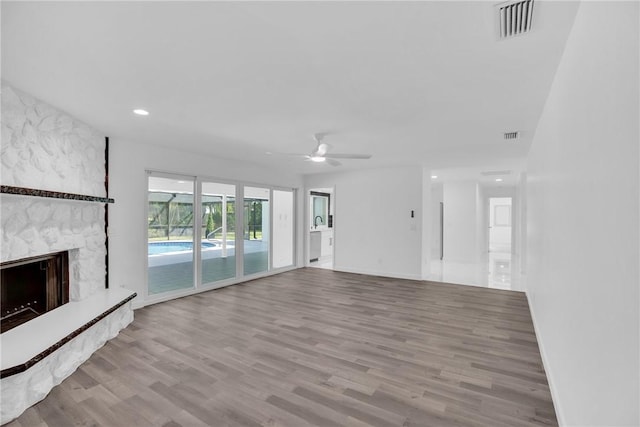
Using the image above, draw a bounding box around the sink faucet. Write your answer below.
[314,215,324,229]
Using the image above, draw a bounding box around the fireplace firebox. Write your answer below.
[1,251,69,333]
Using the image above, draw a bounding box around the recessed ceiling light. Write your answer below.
[310,156,326,163]
[431,175,438,179]
[133,109,149,116]
[495,178,503,182]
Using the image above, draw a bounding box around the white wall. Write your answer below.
[109,139,304,308]
[420,169,432,279]
[442,181,479,264]
[305,167,425,280]
[517,173,527,279]
[526,2,639,425]
[430,182,443,262]
[475,184,485,263]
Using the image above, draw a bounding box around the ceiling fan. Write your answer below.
[269,133,372,167]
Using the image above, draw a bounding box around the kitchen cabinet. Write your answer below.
[310,231,321,261]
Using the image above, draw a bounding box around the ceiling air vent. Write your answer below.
[498,0,534,39]
[504,131,519,140]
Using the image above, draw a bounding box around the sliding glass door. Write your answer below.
[147,173,295,298]
[272,189,294,269]
[147,174,195,295]
[243,186,270,276]
[201,181,236,285]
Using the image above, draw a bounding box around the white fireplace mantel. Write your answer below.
[0,287,136,424]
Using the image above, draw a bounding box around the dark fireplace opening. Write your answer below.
[1,251,69,333]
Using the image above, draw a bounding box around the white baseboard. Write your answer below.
[332,265,422,281]
[526,291,566,426]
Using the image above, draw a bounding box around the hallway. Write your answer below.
[429,250,516,291]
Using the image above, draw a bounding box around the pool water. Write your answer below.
[148,241,217,255]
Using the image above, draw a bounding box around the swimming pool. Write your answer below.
[148,241,217,255]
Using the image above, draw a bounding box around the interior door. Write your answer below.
[489,197,512,253]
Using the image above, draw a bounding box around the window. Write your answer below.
[244,186,270,276]
[147,172,295,299]
[311,192,330,228]
[201,181,236,285]
[272,189,294,269]
[147,174,195,295]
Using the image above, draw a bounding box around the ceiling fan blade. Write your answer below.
[324,153,372,159]
[326,158,342,167]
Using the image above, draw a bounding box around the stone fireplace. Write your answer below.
[1,251,70,333]
[0,82,135,424]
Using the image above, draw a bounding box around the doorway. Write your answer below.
[488,197,513,289]
[308,188,334,269]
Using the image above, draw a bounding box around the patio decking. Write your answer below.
[148,252,269,295]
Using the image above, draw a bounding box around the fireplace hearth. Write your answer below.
[1,251,69,333]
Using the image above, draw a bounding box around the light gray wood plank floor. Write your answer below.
[6,268,557,427]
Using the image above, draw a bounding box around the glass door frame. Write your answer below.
[145,170,297,303]
[145,170,198,301]
[272,188,296,270]
[270,186,297,272]
[240,184,297,278]
[199,178,239,289]
[243,185,270,277]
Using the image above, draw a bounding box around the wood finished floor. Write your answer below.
[7,268,557,427]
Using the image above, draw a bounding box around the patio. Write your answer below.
[148,240,269,295]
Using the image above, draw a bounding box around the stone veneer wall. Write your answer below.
[1,198,105,300]
[1,82,107,300]
[1,83,106,196]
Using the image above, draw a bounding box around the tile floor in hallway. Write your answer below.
[429,251,519,291]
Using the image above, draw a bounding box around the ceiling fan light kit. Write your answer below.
[270,133,372,167]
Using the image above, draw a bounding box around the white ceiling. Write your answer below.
[431,159,526,187]
[1,1,579,175]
